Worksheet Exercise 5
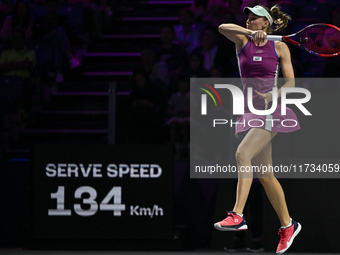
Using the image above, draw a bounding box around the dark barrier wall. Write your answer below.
[29,144,174,247]
[0,161,30,248]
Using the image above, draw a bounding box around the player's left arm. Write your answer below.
[255,41,296,109]
[276,41,295,97]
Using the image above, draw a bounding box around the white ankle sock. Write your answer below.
[281,218,292,228]
[236,213,243,217]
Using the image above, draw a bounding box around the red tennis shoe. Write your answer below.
[214,211,248,231]
[276,219,302,254]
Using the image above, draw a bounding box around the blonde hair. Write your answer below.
[261,5,291,34]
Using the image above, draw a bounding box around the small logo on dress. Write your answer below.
[256,50,262,53]
[253,56,262,61]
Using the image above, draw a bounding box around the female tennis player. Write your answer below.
[214,5,301,255]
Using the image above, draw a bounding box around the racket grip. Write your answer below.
[266,35,283,41]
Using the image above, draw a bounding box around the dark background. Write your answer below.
[1,0,340,253]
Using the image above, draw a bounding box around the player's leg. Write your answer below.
[214,128,274,231]
[233,128,275,214]
[253,136,301,255]
[252,139,291,226]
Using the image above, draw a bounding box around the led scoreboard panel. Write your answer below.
[30,144,173,240]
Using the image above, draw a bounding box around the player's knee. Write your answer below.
[235,148,251,165]
[258,176,274,184]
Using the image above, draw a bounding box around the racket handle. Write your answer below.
[266,35,283,41]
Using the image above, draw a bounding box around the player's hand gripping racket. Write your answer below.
[266,23,340,57]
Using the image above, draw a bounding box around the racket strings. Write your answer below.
[301,25,340,56]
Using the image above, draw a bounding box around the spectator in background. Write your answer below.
[205,0,227,27]
[174,8,201,55]
[31,0,80,82]
[32,0,72,41]
[155,25,188,85]
[190,0,208,22]
[69,0,113,37]
[68,0,103,38]
[185,51,210,78]
[0,28,35,110]
[99,0,113,33]
[167,75,190,159]
[207,0,226,9]
[139,46,170,97]
[0,1,12,28]
[1,1,33,42]
[189,0,211,33]
[225,0,247,26]
[210,65,224,77]
[193,26,235,75]
[0,29,35,81]
[0,29,36,143]
[130,68,165,144]
[220,8,237,24]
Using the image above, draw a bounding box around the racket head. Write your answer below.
[298,23,340,57]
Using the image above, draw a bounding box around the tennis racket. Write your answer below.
[266,23,340,57]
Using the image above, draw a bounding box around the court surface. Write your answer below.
[0,251,338,255]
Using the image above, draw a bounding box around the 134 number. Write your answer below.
[48,186,126,217]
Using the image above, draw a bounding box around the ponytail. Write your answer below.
[269,5,291,32]
[259,5,291,33]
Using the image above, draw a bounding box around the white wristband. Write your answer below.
[268,90,278,99]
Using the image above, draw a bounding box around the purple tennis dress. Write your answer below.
[235,38,300,136]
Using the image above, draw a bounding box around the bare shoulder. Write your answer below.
[236,35,251,52]
[274,41,289,50]
[274,41,290,58]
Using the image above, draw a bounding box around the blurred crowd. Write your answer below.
[0,0,113,148]
[0,0,340,158]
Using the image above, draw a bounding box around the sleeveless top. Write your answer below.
[237,38,280,111]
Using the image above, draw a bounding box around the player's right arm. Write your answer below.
[218,24,254,52]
